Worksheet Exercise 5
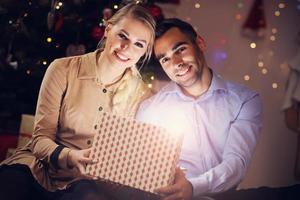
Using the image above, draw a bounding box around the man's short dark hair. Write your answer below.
[155,18,197,42]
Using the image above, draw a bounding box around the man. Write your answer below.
[136,18,262,200]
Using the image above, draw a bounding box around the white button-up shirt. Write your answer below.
[136,72,262,196]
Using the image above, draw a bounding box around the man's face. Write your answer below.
[154,27,204,89]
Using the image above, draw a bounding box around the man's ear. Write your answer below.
[196,35,206,52]
[104,24,112,38]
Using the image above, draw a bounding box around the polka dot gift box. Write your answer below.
[86,112,183,194]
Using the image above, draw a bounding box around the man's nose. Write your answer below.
[172,55,184,68]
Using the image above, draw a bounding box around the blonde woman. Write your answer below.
[0,3,155,200]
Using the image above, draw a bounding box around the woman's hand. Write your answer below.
[67,148,98,178]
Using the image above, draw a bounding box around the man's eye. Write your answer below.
[135,42,144,48]
[177,47,186,53]
[118,33,127,40]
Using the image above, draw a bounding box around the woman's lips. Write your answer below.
[114,51,130,62]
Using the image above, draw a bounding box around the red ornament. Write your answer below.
[148,4,164,21]
[91,25,104,41]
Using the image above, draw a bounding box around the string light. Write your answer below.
[270,35,276,41]
[24,13,28,17]
[46,37,52,43]
[55,5,60,10]
[250,42,256,48]
[150,76,155,80]
[26,70,31,75]
[8,20,13,24]
[272,83,278,89]
[42,61,47,65]
[262,68,268,74]
[58,2,63,6]
[278,3,285,9]
[271,28,277,34]
[147,83,152,88]
[258,61,264,67]
[195,3,201,9]
[244,75,250,81]
[113,5,118,9]
[274,11,280,16]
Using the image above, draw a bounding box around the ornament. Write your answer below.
[91,25,104,41]
[66,44,86,57]
[103,8,113,21]
[54,12,64,33]
[148,4,164,21]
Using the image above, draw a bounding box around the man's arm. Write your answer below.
[189,94,262,196]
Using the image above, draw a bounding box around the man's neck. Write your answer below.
[180,67,212,99]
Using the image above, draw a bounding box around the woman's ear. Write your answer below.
[104,24,112,38]
[196,35,207,52]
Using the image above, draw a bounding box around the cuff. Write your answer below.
[50,146,71,169]
[188,176,209,197]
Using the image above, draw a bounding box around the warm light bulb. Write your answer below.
[274,11,280,16]
[46,37,52,43]
[262,68,268,74]
[147,83,152,88]
[43,61,47,65]
[278,3,285,9]
[150,76,154,80]
[58,2,63,6]
[195,3,201,8]
[113,5,118,9]
[270,35,276,41]
[244,75,250,81]
[272,83,278,89]
[271,28,277,34]
[258,61,264,67]
[250,43,256,48]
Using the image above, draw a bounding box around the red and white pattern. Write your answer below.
[86,112,182,194]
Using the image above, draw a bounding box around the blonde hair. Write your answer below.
[98,3,155,115]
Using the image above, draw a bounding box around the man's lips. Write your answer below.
[114,51,130,62]
[176,65,192,77]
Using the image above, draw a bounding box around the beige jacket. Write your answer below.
[1,50,149,191]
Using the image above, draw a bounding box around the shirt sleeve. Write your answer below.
[30,59,71,169]
[189,94,262,196]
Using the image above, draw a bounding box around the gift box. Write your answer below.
[86,112,183,194]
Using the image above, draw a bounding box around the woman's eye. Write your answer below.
[118,33,127,40]
[161,57,169,64]
[135,42,144,48]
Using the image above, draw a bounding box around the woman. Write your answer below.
[0,3,155,200]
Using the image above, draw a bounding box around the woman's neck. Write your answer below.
[96,50,127,86]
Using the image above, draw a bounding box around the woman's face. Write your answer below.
[103,16,152,70]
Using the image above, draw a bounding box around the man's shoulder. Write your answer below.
[223,79,259,101]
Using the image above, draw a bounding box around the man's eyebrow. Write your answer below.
[120,29,147,44]
[156,41,188,60]
[172,41,188,51]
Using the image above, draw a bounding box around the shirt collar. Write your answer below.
[77,49,99,80]
[160,69,228,97]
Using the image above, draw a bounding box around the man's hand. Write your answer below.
[67,148,98,178]
[155,168,193,200]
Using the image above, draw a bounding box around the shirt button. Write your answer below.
[98,106,103,111]
[87,140,92,145]
[102,88,107,93]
